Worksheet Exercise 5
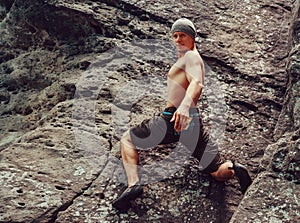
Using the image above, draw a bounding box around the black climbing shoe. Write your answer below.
[112,182,143,211]
[229,162,252,194]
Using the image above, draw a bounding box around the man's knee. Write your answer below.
[121,130,134,149]
[121,130,130,141]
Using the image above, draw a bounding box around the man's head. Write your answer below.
[171,18,196,53]
[171,18,196,39]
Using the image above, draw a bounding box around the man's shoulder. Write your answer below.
[174,50,203,68]
[182,50,202,65]
[182,49,201,61]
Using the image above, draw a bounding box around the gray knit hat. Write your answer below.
[171,18,196,39]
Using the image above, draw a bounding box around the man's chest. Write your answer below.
[167,65,189,88]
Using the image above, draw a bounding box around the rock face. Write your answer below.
[230,1,300,222]
[0,0,299,223]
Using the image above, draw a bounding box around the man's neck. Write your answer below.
[177,45,196,58]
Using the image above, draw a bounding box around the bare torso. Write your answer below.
[166,48,205,108]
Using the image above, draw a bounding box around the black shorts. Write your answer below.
[130,107,223,173]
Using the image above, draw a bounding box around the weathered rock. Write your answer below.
[0,0,299,222]
[231,0,300,222]
[231,172,299,223]
[0,123,109,223]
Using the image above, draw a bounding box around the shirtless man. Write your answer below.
[112,18,252,210]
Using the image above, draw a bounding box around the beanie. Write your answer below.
[171,18,196,39]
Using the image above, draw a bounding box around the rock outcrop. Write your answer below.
[230,1,300,222]
[0,0,299,222]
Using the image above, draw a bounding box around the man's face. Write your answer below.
[172,31,194,53]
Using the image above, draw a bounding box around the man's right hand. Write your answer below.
[170,108,192,132]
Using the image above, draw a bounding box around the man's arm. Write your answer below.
[171,51,204,132]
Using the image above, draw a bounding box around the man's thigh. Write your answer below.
[130,115,179,149]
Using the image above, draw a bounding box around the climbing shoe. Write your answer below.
[112,182,143,211]
[229,162,252,194]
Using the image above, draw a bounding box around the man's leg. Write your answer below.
[183,116,252,193]
[120,130,140,187]
[113,112,176,210]
[120,114,170,186]
[112,130,143,210]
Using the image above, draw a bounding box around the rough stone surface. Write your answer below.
[0,0,299,222]
[231,1,300,222]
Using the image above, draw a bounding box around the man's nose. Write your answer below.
[175,36,181,42]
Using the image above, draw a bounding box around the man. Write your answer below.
[112,18,252,210]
